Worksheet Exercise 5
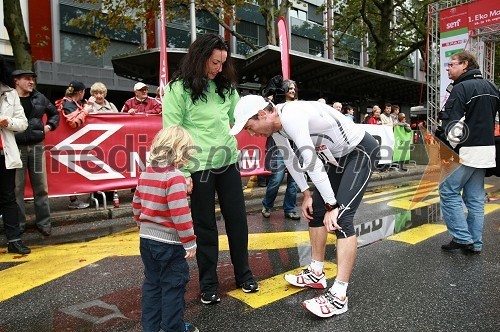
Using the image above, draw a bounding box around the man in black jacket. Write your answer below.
[13,70,59,236]
[437,51,500,255]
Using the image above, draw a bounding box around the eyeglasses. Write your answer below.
[446,61,463,67]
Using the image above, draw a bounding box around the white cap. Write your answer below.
[134,82,148,90]
[230,95,270,135]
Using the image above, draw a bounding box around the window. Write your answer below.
[60,32,138,68]
[166,27,190,49]
[290,8,307,21]
[196,11,219,35]
[236,20,260,55]
[309,39,324,57]
[308,4,323,25]
[59,3,140,68]
[60,4,140,43]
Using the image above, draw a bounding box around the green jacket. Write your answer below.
[163,80,240,175]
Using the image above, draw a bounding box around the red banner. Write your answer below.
[277,16,290,80]
[440,4,469,33]
[441,0,500,32]
[26,114,267,197]
[468,0,500,29]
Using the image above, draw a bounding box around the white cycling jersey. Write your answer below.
[271,100,365,205]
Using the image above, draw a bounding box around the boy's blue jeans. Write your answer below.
[140,238,189,332]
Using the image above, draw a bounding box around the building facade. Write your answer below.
[0,0,425,111]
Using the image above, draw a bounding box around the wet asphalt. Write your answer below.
[0,173,499,332]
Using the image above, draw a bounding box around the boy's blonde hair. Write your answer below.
[149,126,194,166]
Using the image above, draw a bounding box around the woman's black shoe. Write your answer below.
[8,240,31,254]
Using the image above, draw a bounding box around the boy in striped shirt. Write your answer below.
[133,126,198,332]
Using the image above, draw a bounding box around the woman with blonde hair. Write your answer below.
[87,82,118,113]
[133,125,198,332]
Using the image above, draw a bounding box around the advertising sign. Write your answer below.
[439,4,470,110]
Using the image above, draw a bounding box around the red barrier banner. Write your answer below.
[27,114,400,197]
[27,113,267,198]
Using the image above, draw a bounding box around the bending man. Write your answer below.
[230,95,379,318]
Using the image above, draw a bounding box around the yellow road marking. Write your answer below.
[388,197,440,210]
[484,203,500,215]
[0,230,336,302]
[388,224,447,244]
[0,229,139,302]
[227,262,338,309]
[239,232,336,251]
[386,184,494,209]
[363,181,437,199]
[367,189,439,204]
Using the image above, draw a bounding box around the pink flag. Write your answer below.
[159,0,169,96]
[277,17,290,80]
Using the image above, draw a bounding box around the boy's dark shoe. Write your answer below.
[241,279,259,293]
[8,240,31,254]
[441,240,473,252]
[201,292,220,305]
[37,225,52,237]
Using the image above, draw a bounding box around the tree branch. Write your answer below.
[206,10,258,51]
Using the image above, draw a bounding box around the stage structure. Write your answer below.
[426,0,499,132]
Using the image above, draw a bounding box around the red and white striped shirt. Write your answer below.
[133,165,196,250]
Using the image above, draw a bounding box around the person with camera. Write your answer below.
[261,79,300,221]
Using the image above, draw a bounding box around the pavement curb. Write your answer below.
[5,165,430,236]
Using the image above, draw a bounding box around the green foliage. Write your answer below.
[70,0,251,55]
[329,0,433,73]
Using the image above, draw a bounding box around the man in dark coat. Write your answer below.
[13,69,59,236]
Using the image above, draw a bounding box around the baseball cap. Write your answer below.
[134,82,148,91]
[69,80,86,92]
[11,69,37,78]
[229,95,270,136]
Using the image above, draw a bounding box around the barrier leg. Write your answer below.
[89,192,99,210]
[96,191,107,210]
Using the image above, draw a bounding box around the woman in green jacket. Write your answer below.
[163,33,258,305]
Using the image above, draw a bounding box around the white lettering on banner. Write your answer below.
[53,124,122,150]
[239,149,260,170]
[51,124,125,180]
[130,151,150,178]
[446,19,461,29]
[53,154,125,180]
[356,215,395,247]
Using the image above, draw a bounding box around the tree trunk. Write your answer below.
[206,11,258,51]
[259,0,276,46]
[3,0,32,70]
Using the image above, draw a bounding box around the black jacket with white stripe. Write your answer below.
[438,69,499,168]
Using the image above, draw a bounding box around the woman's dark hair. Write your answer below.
[283,79,298,100]
[170,33,237,104]
[0,56,11,86]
